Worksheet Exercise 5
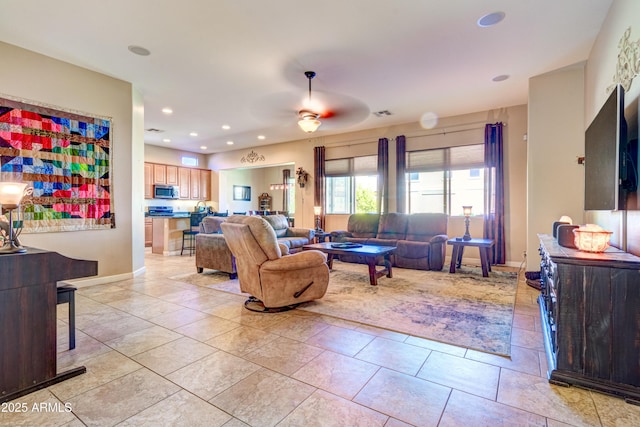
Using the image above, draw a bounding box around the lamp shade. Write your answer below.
[0,182,28,209]
[462,205,473,217]
[298,117,321,133]
[313,206,322,216]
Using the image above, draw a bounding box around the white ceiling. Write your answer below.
[0,0,612,154]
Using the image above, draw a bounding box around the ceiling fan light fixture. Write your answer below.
[298,110,321,133]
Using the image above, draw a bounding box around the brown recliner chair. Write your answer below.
[220,215,329,311]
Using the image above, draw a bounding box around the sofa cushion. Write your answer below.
[200,216,226,233]
[376,213,408,240]
[405,213,448,241]
[262,214,289,237]
[347,214,380,238]
[395,240,430,259]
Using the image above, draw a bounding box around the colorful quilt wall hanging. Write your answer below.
[0,95,114,233]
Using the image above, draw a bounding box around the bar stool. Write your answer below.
[181,213,206,256]
[57,285,77,350]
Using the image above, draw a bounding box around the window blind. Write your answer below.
[407,144,484,172]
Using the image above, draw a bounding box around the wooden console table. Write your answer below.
[538,234,640,402]
[0,248,98,403]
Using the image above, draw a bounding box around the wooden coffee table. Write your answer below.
[302,242,396,286]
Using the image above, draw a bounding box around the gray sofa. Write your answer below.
[330,212,448,271]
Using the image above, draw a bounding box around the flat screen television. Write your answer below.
[584,84,630,211]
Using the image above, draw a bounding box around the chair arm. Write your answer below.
[330,230,352,242]
[261,250,327,272]
[278,243,290,255]
[286,227,314,240]
[429,234,448,244]
[428,234,448,271]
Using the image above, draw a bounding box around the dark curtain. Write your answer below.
[484,123,506,264]
[313,146,326,230]
[282,169,290,212]
[377,138,389,214]
[395,135,407,213]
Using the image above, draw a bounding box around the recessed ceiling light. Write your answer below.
[477,12,505,28]
[492,74,510,82]
[127,45,151,56]
[161,108,173,114]
[257,135,266,140]
[162,138,171,143]
[226,141,234,145]
[200,146,207,150]
[222,125,230,130]
[189,132,198,137]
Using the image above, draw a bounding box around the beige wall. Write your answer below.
[584,0,640,256]
[209,105,529,266]
[0,41,142,279]
[527,65,586,270]
[527,0,640,266]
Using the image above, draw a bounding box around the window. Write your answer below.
[405,144,484,216]
[181,156,198,167]
[325,155,378,214]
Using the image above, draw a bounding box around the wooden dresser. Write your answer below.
[538,234,640,402]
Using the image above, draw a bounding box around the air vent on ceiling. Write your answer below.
[145,128,165,133]
[372,110,392,117]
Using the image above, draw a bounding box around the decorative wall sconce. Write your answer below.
[462,205,473,241]
[296,167,309,188]
[0,182,32,254]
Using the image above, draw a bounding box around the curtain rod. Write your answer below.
[323,122,505,149]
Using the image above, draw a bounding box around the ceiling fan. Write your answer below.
[298,71,322,133]
[250,70,370,133]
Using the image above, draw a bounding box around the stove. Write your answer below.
[148,206,174,216]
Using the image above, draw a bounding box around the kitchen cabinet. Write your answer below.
[200,170,211,201]
[144,162,211,200]
[166,165,178,185]
[144,163,153,199]
[178,167,191,199]
[145,217,152,247]
[190,168,200,200]
[153,164,167,184]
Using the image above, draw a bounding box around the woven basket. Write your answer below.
[525,271,541,290]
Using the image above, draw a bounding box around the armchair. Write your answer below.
[220,215,329,311]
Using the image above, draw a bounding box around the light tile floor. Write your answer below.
[2,251,639,427]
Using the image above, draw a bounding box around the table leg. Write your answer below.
[384,253,393,278]
[456,246,464,268]
[479,246,490,277]
[327,253,334,270]
[367,259,378,286]
[449,245,459,273]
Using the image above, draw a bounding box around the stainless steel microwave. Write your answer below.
[154,184,179,199]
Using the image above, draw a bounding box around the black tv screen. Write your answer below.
[584,85,627,211]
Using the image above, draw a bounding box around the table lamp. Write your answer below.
[313,206,323,233]
[0,182,30,254]
[462,205,473,241]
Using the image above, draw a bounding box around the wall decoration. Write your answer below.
[0,95,114,233]
[241,150,265,164]
[296,167,309,188]
[233,185,251,201]
[608,26,640,93]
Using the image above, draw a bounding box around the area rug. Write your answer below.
[171,261,518,356]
